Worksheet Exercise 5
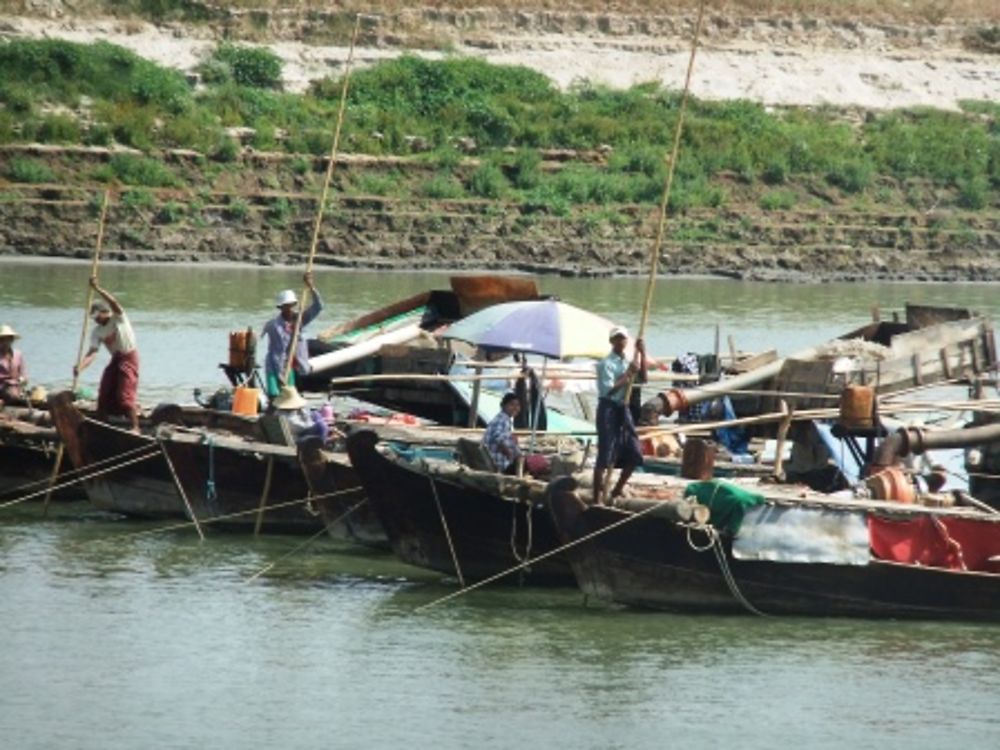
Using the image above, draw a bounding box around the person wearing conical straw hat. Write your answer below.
[272,383,329,444]
[260,272,324,400]
[74,276,140,432]
[0,324,27,402]
[593,326,646,505]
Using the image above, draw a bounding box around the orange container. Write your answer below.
[839,384,875,430]
[232,386,260,416]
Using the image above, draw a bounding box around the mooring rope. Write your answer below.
[243,497,370,583]
[0,447,161,509]
[414,497,667,613]
[79,485,364,544]
[428,474,465,588]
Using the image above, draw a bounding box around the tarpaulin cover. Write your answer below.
[733,504,870,565]
[685,480,765,534]
[868,514,1000,572]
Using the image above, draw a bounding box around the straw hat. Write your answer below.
[28,385,47,402]
[273,385,307,410]
[275,289,298,308]
[0,324,20,339]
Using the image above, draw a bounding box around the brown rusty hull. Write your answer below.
[160,433,324,535]
[347,430,573,584]
[47,393,183,518]
[548,478,1000,621]
[298,439,387,549]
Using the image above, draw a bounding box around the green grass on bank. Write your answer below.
[0,39,997,215]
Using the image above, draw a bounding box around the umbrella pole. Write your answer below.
[467,365,483,427]
[528,358,547,454]
[603,0,706,503]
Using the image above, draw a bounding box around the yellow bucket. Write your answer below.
[232,386,259,416]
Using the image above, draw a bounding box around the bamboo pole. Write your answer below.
[253,455,276,536]
[280,15,362,392]
[43,188,111,516]
[157,441,206,542]
[602,0,707,503]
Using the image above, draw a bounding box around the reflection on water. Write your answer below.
[3,263,1000,749]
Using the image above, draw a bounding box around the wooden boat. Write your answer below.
[300,275,542,426]
[47,392,263,520]
[644,303,997,435]
[346,429,574,584]
[0,404,76,500]
[546,473,1000,621]
[298,437,387,548]
[155,422,326,535]
[48,392,184,518]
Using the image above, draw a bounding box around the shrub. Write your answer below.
[956,177,990,210]
[268,197,294,225]
[37,113,80,143]
[507,148,541,190]
[106,153,180,187]
[6,158,55,183]
[211,44,283,89]
[468,163,507,199]
[121,188,156,209]
[826,158,874,193]
[211,136,240,162]
[419,173,466,199]
[759,189,797,211]
[225,197,249,219]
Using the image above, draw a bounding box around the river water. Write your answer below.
[2,260,999,749]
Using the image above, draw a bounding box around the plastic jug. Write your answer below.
[232,386,260,416]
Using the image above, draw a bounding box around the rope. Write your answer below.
[0,440,157,502]
[0,448,161,508]
[509,494,534,567]
[428,474,465,587]
[707,527,768,617]
[80,485,363,544]
[202,433,217,505]
[414,497,668,613]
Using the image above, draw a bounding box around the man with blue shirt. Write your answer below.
[593,325,646,504]
[261,272,323,399]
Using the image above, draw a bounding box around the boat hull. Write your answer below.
[347,430,573,584]
[548,478,1000,621]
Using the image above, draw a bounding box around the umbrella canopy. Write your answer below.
[442,299,619,360]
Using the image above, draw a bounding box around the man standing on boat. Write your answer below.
[74,276,140,432]
[261,272,323,399]
[593,326,646,504]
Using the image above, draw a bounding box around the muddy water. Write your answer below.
[1,260,999,749]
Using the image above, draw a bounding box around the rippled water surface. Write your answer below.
[2,261,999,749]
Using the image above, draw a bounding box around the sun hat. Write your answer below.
[608,325,629,341]
[0,324,19,339]
[273,385,307,410]
[275,289,298,308]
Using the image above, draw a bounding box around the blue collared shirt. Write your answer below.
[596,351,629,403]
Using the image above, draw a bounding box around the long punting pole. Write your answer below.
[43,188,112,516]
[603,0,707,502]
[281,14,362,386]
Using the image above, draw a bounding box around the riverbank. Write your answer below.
[0,4,997,281]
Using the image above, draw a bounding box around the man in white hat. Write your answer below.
[74,276,140,432]
[260,272,323,398]
[0,324,27,401]
[593,325,646,504]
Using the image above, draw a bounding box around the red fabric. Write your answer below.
[98,350,140,415]
[868,514,1000,572]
